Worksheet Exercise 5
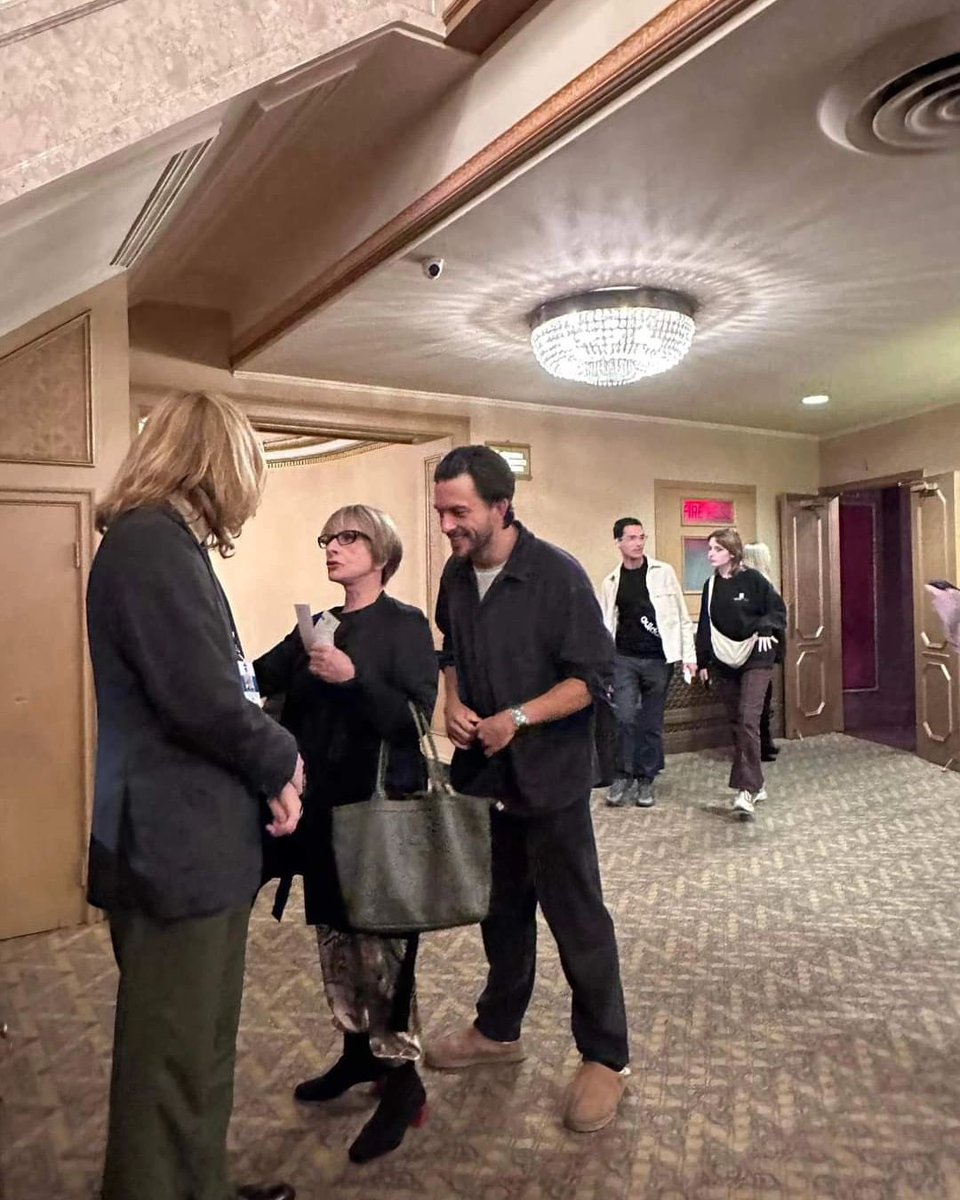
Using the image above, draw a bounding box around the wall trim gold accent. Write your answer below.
[231,0,760,365]
[0,311,95,467]
[265,440,392,469]
[235,370,820,441]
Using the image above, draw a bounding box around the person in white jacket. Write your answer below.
[598,518,696,807]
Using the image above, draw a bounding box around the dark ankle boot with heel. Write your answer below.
[293,1032,386,1104]
[348,1062,427,1163]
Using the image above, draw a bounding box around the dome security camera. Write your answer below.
[422,257,444,280]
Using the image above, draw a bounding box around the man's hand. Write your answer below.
[445,697,480,749]
[683,662,698,680]
[266,781,302,838]
[292,754,305,795]
[475,710,517,758]
[757,635,778,653]
[308,643,356,683]
[697,668,709,685]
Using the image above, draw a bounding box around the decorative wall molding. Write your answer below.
[265,440,391,469]
[112,140,214,268]
[232,0,758,364]
[0,312,94,466]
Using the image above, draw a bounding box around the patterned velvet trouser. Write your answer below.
[314,925,421,1062]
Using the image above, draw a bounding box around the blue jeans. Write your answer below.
[613,654,674,781]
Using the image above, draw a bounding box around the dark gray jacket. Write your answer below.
[86,505,298,919]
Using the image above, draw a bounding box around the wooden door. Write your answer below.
[0,493,90,938]
[910,474,960,767]
[780,494,843,738]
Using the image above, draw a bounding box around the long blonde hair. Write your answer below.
[96,391,266,557]
[743,542,773,580]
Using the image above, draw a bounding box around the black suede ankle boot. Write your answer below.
[348,1062,427,1163]
[293,1033,386,1104]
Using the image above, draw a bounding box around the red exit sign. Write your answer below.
[683,498,735,525]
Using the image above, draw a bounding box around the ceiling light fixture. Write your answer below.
[801,394,830,406]
[529,287,696,387]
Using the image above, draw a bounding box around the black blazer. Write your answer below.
[86,505,298,920]
[254,592,438,928]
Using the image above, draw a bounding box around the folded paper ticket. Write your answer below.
[294,604,340,650]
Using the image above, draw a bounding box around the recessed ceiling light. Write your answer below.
[802,394,830,406]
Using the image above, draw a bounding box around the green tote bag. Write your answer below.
[332,705,493,935]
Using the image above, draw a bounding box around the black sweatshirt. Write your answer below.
[695,567,786,672]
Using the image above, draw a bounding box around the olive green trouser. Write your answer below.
[101,905,250,1200]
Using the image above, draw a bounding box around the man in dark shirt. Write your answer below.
[598,518,696,807]
[426,445,629,1134]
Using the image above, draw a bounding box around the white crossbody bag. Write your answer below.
[707,574,757,668]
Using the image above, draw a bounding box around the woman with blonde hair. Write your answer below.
[87,390,303,1200]
[742,542,781,762]
[254,503,438,1164]
[695,528,786,820]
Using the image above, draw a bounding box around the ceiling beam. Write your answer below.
[443,0,542,54]
[231,0,759,367]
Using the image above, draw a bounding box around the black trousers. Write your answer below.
[474,795,629,1070]
[102,905,250,1200]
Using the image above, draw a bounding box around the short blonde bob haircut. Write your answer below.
[96,391,266,557]
[742,541,773,581]
[321,504,403,585]
[708,526,745,572]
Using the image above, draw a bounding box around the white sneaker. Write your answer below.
[753,788,768,804]
[732,790,755,819]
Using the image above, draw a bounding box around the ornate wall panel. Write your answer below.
[0,312,93,466]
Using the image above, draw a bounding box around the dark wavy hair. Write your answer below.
[434,445,516,525]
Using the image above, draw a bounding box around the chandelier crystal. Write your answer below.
[529,287,696,386]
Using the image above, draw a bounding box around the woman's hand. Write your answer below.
[698,668,709,685]
[445,696,480,748]
[308,643,356,683]
[266,781,302,838]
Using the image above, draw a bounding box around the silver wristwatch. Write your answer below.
[510,705,529,729]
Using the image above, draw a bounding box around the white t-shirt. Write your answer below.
[474,563,504,601]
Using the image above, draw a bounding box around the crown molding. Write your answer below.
[235,370,819,441]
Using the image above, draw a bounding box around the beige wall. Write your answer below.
[820,403,960,487]
[215,438,451,659]
[0,276,130,497]
[132,348,821,593]
[465,406,820,589]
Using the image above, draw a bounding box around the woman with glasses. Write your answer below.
[253,505,438,1163]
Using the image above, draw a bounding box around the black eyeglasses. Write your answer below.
[317,530,371,549]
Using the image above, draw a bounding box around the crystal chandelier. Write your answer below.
[529,287,696,386]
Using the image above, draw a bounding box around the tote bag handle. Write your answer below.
[374,703,454,799]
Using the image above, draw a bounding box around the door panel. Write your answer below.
[911,473,960,766]
[0,495,88,938]
[780,494,843,737]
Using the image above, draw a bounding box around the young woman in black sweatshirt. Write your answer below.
[696,527,786,819]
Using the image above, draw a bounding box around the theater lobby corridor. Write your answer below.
[3,734,960,1200]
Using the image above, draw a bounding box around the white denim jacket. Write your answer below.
[598,558,695,666]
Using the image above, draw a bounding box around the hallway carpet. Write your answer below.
[3,734,960,1199]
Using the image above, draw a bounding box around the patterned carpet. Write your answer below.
[4,734,960,1200]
